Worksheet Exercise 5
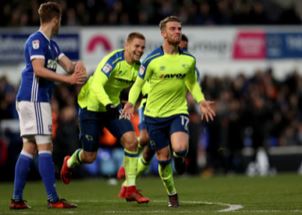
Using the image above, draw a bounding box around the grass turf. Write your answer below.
[1,173,301,214]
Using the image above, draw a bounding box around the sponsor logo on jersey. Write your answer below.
[85,134,94,141]
[159,73,186,79]
[32,40,40,49]
[115,78,134,84]
[47,59,57,70]
[139,66,145,76]
[149,140,156,149]
[102,63,112,74]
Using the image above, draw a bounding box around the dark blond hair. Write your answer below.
[159,16,181,32]
[38,2,62,24]
[126,32,145,42]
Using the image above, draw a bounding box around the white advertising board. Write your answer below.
[80,27,236,72]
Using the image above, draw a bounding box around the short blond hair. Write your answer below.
[126,32,145,42]
[159,16,181,32]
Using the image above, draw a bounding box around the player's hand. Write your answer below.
[199,100,216,122]
[69,61,88,85]
[121,102,135,119]
[106,104,120,119]
[74,61,87,76]
[68,71,87,85]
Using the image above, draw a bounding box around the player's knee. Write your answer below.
[82,151,97,163]
[139,132,149,146]
[156,147,170,161]
[22,139,37,155]
[37,143,53,152]
[121,132,138,151]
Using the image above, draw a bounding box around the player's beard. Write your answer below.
[168,39,180,46]
[168,35,181,46]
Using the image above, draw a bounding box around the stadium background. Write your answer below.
[1,0,302,181]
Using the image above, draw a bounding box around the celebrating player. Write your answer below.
[10,2,87,210]
[60,32,149,204]
[121,16,215,207]
[117,33,193,181]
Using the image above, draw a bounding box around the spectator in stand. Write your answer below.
[1,0,301,26]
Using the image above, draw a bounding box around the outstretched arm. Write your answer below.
[185,65,215,122]
[199,100,215,122]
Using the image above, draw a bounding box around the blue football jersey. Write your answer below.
[16,31,64,102]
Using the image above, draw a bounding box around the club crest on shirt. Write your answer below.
[102,63,112,74]
[139,66,145,76]
[32,40,40,49]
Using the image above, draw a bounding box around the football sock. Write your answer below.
[173,150,188,158]
[38,151,59,202]
[136,157,150,178]
[67,149,82,168]
[124,149,139,186]
[12,151,33,201]
[158,159,177,195]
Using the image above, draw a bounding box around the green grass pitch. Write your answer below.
[1,174,301,214]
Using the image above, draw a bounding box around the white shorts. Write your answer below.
[16,101,52,136]
[23,135,52,145]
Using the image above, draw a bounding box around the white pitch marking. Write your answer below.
[155,200,244,212]
[62,211,76,214]
[224,210,302,213]
[73,199,243,212]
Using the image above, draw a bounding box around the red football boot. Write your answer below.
[9,199,31,209]
[48,199,77,209]
[60,156,71,184]
[118,185,127,198]
[124,186,149,204]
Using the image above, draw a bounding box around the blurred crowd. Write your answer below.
[1,0,302,27]
[199,69,302,174]
[1,67,302,178]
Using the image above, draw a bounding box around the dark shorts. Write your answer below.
[79,108,134,152]
[145,114,189,151]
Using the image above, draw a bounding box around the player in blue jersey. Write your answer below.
[60,32,149,204]
[9,2,87,210]
[122,16,215,207]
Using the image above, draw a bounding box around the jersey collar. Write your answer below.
[161,46,181,55]
[38,30,50,42]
